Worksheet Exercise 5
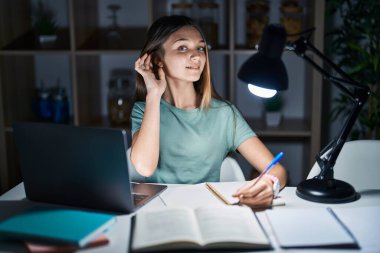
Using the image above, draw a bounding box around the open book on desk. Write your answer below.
[131,205,271,252]
[160,182,285,208]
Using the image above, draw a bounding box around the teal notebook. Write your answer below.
[0,207,116,247]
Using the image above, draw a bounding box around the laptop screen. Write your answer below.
[13,122,165,213]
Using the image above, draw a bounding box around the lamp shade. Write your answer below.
[238,24,289,91]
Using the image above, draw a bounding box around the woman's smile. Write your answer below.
[186,65,201,70]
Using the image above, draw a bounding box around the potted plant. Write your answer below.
[32,0,58,46]
[263,93,284,127]
[326,0,380,139]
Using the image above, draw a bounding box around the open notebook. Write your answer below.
[160,182,285,208]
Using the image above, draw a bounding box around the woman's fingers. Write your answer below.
[236,183,268,198]
[233,177,269,197]
[135,53,153,74]
[143,54,152,70]
[135,57,144,74]
[238,185,273,207]
[238,194,273,208]
[232,177,274,208]
[233,180,257,197]
[135,53,167,96]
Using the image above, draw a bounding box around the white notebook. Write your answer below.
[333,206,380,251]
[266,207,359,248]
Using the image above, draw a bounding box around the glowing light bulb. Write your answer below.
[248,84,277,98]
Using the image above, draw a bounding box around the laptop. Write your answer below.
[13,122,167,213]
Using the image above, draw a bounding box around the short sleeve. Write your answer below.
[131,101,146,137]
[231,105,256,150]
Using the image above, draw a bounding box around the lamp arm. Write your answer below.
[302,54,355,98]
[289,38,369,91]
[316,89,368,180]
[303,40,358,85]
[288,37,371,180]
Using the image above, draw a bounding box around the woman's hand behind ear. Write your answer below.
[135,53,166,97]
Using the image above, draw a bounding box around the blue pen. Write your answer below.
[251,152,284,187]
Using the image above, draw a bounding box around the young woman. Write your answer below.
[130,15,287,207]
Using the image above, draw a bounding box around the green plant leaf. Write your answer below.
[32,0,58,35]
[263,94,283,112]
[326,0,380,139]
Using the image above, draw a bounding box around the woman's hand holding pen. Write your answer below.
[232,152,284,208]
[135,53,166,97]
[233,177,274,207]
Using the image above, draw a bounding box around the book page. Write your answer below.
[207,182,285,206]
[206,182,245,204]
[195,206,269,246]
[266,208,357,248]
[160,184,224,208]
[132,207,202,250]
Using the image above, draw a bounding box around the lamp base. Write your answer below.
[296,178,359,203]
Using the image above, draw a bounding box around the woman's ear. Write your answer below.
[151,54,164,79]
[150,53,159,66]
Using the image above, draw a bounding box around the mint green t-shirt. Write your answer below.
[131,98,256,184]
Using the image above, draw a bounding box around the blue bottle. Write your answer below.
[37,87,53,121]
[52,87,69,123]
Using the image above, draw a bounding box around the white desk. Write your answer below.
[0,183,379,253]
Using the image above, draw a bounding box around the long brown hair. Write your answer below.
[134,15,218,109]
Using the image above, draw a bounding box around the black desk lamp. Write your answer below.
[238,24,371,203]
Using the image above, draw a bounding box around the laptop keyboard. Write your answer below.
[133,193,148,206]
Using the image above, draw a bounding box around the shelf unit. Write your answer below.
[0,0,325,193]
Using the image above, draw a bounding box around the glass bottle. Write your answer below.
[170,2,193,17]
[108,76,132,126]
[52,86,69,123]
[35,81,53,121]
[106,4,123,49]
[280,0,304,42]
[197,0,219,49]
[246,0,269,48]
